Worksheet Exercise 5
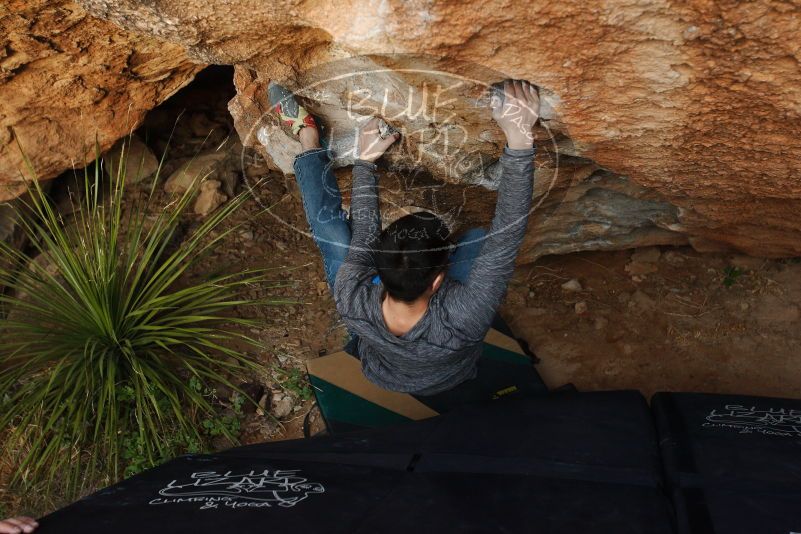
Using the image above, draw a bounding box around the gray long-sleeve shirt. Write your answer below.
[333,146,535,395]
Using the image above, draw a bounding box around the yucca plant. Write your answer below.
[0,138,281,499]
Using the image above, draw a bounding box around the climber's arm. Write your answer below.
[448,146,534,336]
[342,160,382,268]
[445,80,539,338]
[334,118,400,294]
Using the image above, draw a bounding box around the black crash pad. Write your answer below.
[38,391,673,534]
[652,392,801,534]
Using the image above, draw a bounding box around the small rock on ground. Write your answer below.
[165,152,227,193]
[561,278,583,292]
[631,247,662,264]
[271,394,295,419]
[103,135,159,184]
[728,254,765,271]
[193,180,227,216]
[629,290,656,311]
[625,246,662,277]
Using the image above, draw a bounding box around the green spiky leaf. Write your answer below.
[0,136,284,501]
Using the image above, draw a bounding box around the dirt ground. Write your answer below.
[503,249,801,399]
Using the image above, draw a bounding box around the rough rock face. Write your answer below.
[0,0,202,201]
[18,1,801,257]
[228,56,689,263]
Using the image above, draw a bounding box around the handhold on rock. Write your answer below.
[193,180,227,216]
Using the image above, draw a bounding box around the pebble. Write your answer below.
[630,290,656,311]
[626,247,662,278]
[103,135,159,184]
[729,254,765,271]
[316,281,329,296]
[256,393,269,416]
[164,152,227,193]
[561,278,583,292]
[575,301,588,315]
[630,247,661,264]
[663,250,685,266]
[193,180,227,216]
[271,395,295,419]
[625,261,658,276]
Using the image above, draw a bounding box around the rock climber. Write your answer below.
[268,79,539,395]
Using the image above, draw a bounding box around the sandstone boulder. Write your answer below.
[0,0,202,200]
[5,0,801,259]
[193,179,227,217]
[103,135,159,184]
[164,152,227,194]
[77,0,801,258]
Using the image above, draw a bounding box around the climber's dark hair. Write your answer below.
[375,212,453,302]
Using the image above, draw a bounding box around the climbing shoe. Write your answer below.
[268,81,317,135]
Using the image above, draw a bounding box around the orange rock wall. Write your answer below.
[6,0,801,257]
[0,0,202,200]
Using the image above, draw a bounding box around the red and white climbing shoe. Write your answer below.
[268,82,317,136]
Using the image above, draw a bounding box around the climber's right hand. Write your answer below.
[491,79,540,150]
[356,117,400,163]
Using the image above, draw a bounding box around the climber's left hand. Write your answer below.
[491,79,539,150]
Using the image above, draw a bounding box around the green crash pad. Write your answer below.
[307,328,546,433]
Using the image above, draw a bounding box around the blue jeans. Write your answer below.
[293,148,486,290]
